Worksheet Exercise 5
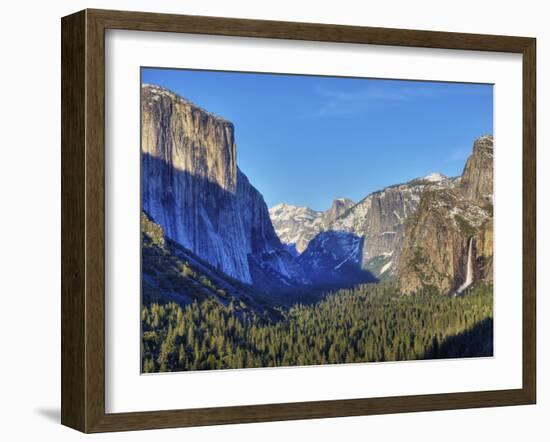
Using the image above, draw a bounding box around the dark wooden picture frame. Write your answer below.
[61,8,536,433]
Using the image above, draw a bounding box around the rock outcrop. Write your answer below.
[141,84,299,287]
[460,135,494,204]
[396,136,493,294]
[268,204,325,255]
[324,198,355,222]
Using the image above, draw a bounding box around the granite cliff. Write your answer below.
[460,135,494,204]
[141,84,300,289]
[396,136,493,294]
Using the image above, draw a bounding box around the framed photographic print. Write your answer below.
[61,9,536,433]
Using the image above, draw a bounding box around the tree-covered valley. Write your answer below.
[142,283,493,372]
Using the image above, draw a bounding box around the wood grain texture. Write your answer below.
[85,9,107,432]
[61,10,86,432]
[522,38,536,403]
[90,8,533,52]
[60,8,537,433]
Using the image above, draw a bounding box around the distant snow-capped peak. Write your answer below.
[423,172,447,182]
[269,204,320,221]
[269,199,354,254]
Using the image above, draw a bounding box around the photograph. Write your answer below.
[140,68,494,373]
[0,0,541,437]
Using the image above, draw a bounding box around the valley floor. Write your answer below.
[141,283,493,373]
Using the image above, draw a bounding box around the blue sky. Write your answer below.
[142,68,493,211]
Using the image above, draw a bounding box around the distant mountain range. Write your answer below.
[269,198,354,256]
[141,84,493,307]
[270,172,456,280]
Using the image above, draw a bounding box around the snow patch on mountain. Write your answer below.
[423,172,447,182]
[380,260,393,275]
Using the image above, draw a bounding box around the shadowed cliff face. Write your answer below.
[297,231,377,288]
[141,85,300,287]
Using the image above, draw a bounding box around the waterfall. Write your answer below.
[456,237,474,294]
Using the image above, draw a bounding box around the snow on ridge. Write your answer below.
[334,239,361,270]
[393,210,404,223]
[423,172,447,182]
[380,260,393,275]
[334,197,354,204]
[270,203,317,214]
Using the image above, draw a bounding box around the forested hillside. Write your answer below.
[142,283,493,372]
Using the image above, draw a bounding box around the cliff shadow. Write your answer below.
[141,152,261,284]
[297,230,378,291]
[421,317,494,360]
[142,152,315,299]
[142,153,380,303]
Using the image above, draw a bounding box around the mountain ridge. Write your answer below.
[269,137,492,295]
[271,170,457,281]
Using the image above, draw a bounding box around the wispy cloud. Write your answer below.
[304,83,440,118]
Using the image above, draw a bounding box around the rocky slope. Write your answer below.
[396,136,493,294]
[141,84,300,289]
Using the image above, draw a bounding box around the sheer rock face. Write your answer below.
[460,135,494,204]
[397,136,494,295]
[141,84,299,286]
